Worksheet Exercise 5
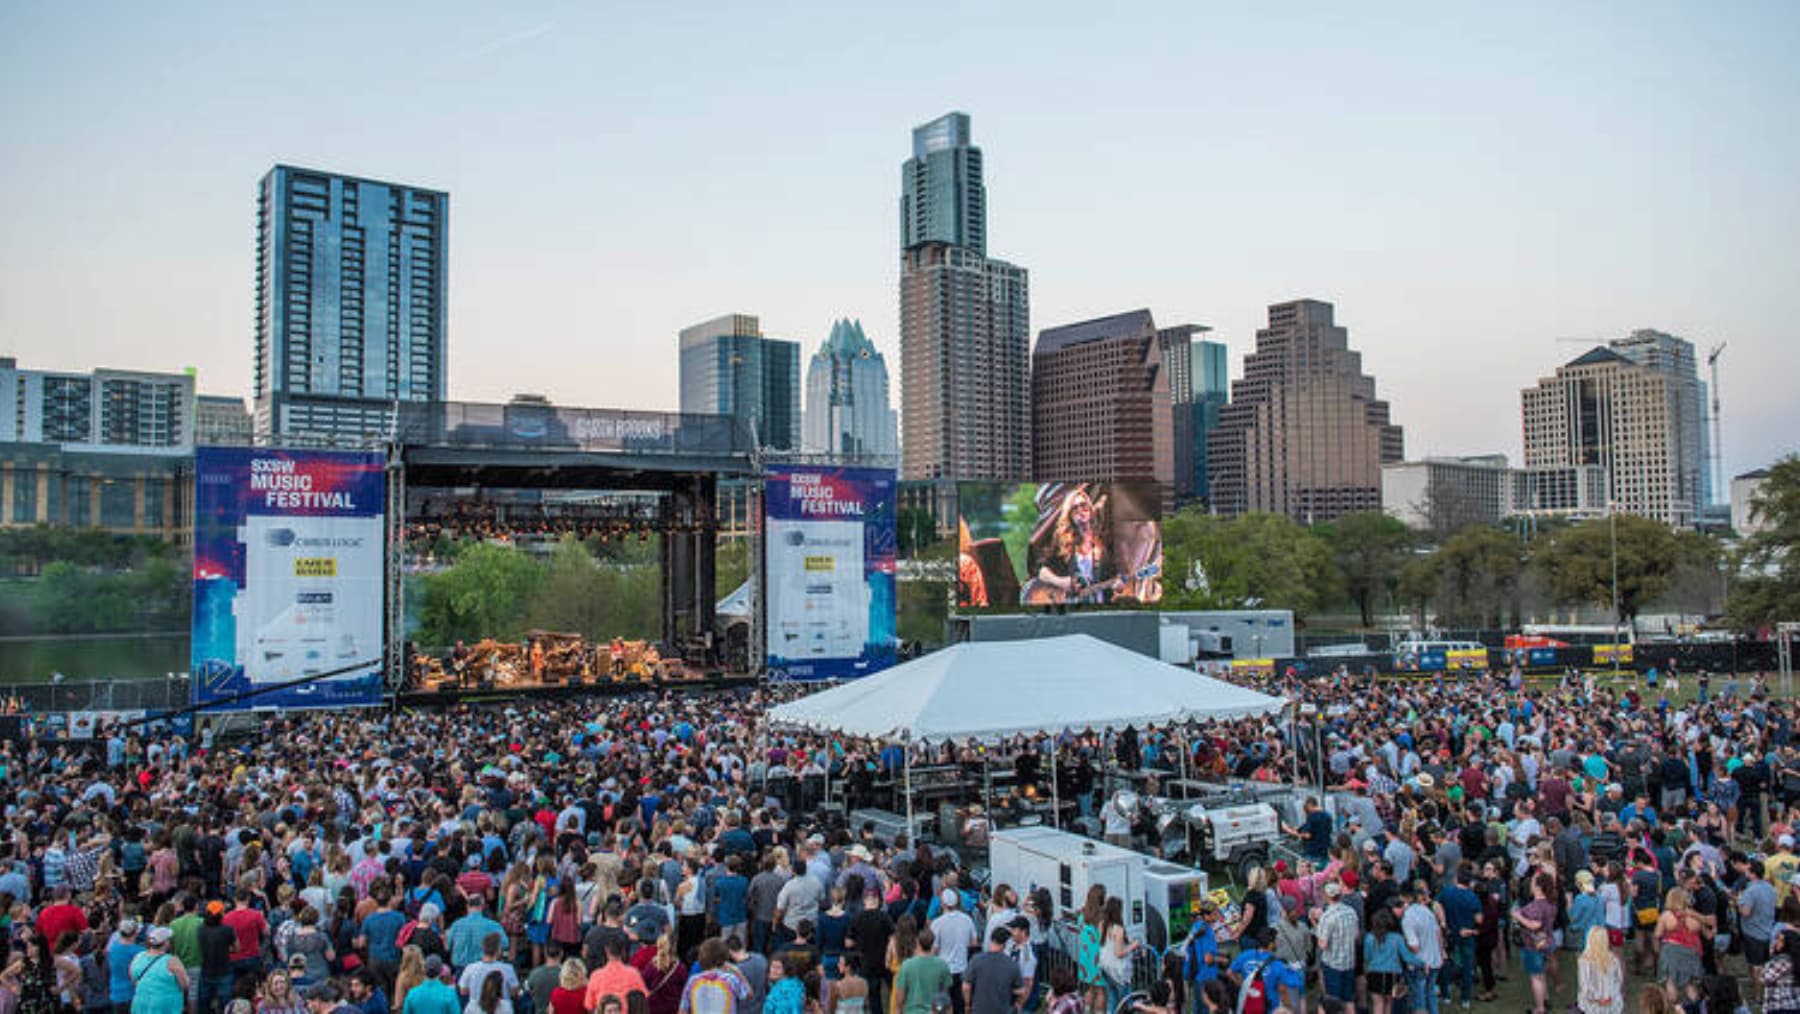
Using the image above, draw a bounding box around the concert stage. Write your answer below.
[395,671,760,708]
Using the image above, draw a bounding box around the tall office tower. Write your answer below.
[1157,325,1227,504]
[1521,345,1696,528]
[678,313,801,451]
[1031,309,1174,503]
[802,319,898,460]
[1607,329,1709,509]
[1207,300,1404,522]
[898,113,1031,481]
[254,165,447,445]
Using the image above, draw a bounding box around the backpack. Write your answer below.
[404,886,429,920]
[396,919,419,950]
[1236,957,1270,1014]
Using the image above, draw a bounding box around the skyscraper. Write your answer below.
[1521,345,1696,527]
[254,165,447,445]
[1031,309,1174,504]
[1606,329,1709,509]
[899,113,1031,481]
[1207,300,1404,522]
[1157,325,1227,504]
[803,319,898,460]
[678,313,800,451]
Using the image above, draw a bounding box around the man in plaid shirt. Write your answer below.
[1313,881,1360,1008]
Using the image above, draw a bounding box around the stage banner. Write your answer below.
[190,448,386,711]
[763,466,897,680]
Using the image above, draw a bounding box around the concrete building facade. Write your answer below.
[1521,346,1695,527]
[1031,309,1174,504]
[1206,300,1404,523]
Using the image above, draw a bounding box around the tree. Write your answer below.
[715,537,750,600]
[1318,511,1413,627]
[1535,514,1679,624]
[1161,509,1340,620]
[1729,454,1800,629]
[416,542,544,645]
[1427,525,1527,628]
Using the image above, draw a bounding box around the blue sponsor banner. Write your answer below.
[191,448,386,711]
[763,467,897,680]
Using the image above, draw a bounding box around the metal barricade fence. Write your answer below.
[1040,918,1167,993]
[0,677,190,717]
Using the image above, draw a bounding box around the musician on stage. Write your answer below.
[1029,485,1117,604]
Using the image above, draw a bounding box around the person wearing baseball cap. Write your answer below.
[128,924,190,1013]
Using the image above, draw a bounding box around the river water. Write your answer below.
[0,633,188,683]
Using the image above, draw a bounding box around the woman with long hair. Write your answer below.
[526,855,558,966]
[673,856,707,961]
[469,968,512,1014]
[1655,887,1705,999]
[1076,886,1106,1013]
[886,914,917,986]
[1512,873,1558,1014]
[1575,925,1623,1014]
[633,928,689,1014]
[548,877,584,957]
[1763,929,1800,1014]
[1097,896,1139,1014]
[257,968,307,1014]
[499,862,533,962]
[391,946,427,1012]
[1363,908,1421,1014]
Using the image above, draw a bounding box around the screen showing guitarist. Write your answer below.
[1026,485,1120,604]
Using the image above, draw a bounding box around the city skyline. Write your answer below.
[2,3,1797,481]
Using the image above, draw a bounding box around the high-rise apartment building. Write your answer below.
[1521,345,1696,527]
[899,113,1031,481]
[254,165,447,445]
[1031,310,1174,502]
[0,358,194,453]
[802,319,898,460]
[1207,300,1404,523]
[1607,329,1709,508]
[678,313,800,451]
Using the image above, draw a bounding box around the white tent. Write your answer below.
[767,633,1286,743]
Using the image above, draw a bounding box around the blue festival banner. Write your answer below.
[190,448,386,711]
[763,466,897,680]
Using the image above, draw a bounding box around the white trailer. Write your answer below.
[987,827,1209,950]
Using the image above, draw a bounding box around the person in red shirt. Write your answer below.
[222,888,270,976]
[34,884,88,949]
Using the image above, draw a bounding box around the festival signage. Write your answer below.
[190,448,386,711]
[763,466,897,680]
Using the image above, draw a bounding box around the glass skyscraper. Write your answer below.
[678,313,800,451]
[899,112,1031,481]
[802,319,898,460]
[254,165,447,445]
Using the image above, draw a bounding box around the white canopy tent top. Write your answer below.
[766,633,1286,744]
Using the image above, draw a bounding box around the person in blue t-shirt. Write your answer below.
[1226,929,1281,1014]
[1182,906,1221,988]
[710,854,751,941]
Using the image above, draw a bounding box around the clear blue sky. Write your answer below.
[2,1,1796,480]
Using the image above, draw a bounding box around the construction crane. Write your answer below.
[1708,342,1726,511]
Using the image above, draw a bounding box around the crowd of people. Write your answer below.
[0,662,1794,1014]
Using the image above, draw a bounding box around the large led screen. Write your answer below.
[957,482,1162,609]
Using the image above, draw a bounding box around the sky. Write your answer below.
[2,1,1797,483]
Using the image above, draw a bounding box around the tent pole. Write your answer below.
[1289,703,1300,786]
[903,736,915,844]
[1178,725,1190,799]
[1050,736,1061,830]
